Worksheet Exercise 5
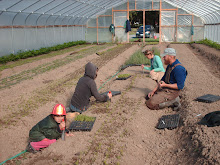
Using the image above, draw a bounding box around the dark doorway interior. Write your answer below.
[145,11,159,33]
[129,11,159,33]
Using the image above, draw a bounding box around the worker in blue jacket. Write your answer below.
[146,48,187,110]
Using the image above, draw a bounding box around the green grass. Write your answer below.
[0,41,87,64]
[129,28,137,35]
[124,46,160,66]
[0,44,91,72]
[129,37,159,43]
[117,74,131,78]
[151,46,161,57]
[193,38,220,50]
[125,49,150,65]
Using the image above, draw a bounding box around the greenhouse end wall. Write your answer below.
[86,0,205,44]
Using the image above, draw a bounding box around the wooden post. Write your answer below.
[135,0,136,10]
[175,7,178,42]
[143,9,145,43]
[127,0,129,43]
[191,15,194,42]
[112,8,114,43]
[159,0,161,44]
[96,16,98,44]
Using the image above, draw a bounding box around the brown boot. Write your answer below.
[159,96,181,110]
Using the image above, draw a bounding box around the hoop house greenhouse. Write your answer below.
[0,0,219,56]
[0,0,220,165]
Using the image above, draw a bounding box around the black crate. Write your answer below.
[157,114,180,129]
[68,118,96,131]
[101,91,121,97]
[195,94,220,103]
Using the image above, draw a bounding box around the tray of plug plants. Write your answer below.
[116,74,131,80]
[156,114,180,130]
[68,115,96,131]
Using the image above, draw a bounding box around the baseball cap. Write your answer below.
[161,48,176,57]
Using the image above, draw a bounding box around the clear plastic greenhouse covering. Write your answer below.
[0,0,127,26]
[0,0,219,56]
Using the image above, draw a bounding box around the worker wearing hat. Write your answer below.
[26,104,73,153]
[145,48,187,110]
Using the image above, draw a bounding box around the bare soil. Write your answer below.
[0,43,219,165]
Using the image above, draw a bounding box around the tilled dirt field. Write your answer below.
[0,43,219,165]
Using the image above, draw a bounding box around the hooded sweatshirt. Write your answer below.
[70,62,108,110]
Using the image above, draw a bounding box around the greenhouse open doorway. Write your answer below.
[129,11,159,43]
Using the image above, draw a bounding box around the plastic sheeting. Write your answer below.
[0,0,127,26]
[0,0,219,56]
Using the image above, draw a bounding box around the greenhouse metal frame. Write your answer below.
[0,0,219,56]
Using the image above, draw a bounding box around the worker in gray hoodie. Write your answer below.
[69,62,112,113]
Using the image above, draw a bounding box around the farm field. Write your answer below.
[0,43,219,165]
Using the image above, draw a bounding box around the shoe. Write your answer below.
[26,143,38,153]
[173,101,181,111]
[159,96,181,110]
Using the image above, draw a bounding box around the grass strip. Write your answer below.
[0,41,87,64]
[0,44,92,72]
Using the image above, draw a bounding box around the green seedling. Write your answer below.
[116,74,131,79]
[74,115,96,122]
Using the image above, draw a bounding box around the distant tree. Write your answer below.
[129,11,143,28]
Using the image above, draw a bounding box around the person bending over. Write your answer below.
[69,62,112,114]
[145,48,187,110]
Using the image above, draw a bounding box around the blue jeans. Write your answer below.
[69,104,87,114]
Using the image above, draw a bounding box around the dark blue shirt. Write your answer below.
[161,59,187,90]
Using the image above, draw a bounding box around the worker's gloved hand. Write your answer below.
[59,119,66,131]
[108,91,112,99]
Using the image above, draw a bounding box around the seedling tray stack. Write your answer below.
[157,114,180,130]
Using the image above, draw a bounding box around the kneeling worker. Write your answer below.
[146,48,187,110]
[27,104,73,153]
[69,62,112,113]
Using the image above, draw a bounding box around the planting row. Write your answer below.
[0,44,114,89]
[0,40,87,64]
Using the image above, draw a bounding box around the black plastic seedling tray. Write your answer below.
[101,91,121,97]
[157,114,180,129]
[195,94,220,103]
[68,118,96,131]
